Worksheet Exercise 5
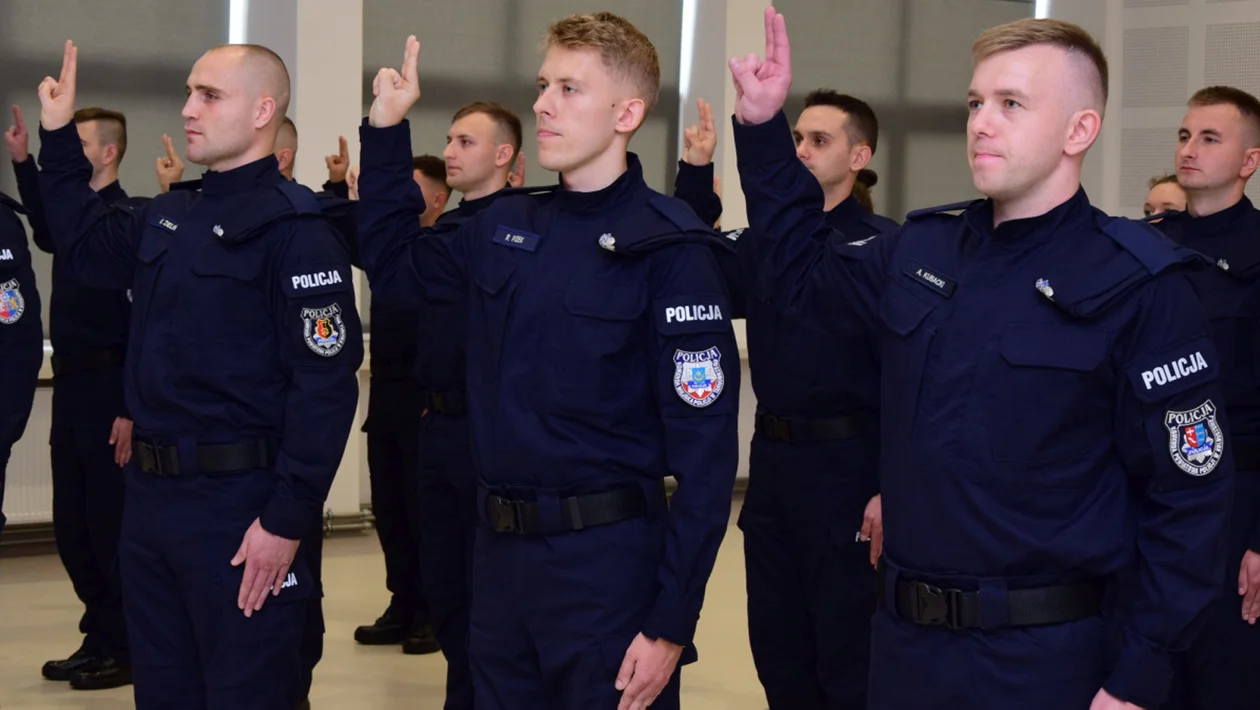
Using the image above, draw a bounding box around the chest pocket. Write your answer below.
[980,324,1113,469]
[546,279,648,414]
[876,282,940,447]
[188,244,268,344]
[134,231,170,308]
[470,252,517,384]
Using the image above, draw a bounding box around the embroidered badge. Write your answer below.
[673,347,725,408]
[1165,399,1225,477]
[1036,278,1054,300]
[846,235,878,247]
[302,303,346,357]
[0,279,25,324]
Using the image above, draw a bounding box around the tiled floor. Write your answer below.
[0,504,766,709]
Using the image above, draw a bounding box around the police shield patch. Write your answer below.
[1165,399,1225,477]
[301,303,346,357]
[0,279,25,325]
[673,347,725,408]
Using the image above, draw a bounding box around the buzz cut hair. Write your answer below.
[412,155,450,192]
[1188,85,1260,147]
[452,102,524,159]
[972,18,1109,113]
[544,12,661,113]
[209,43,292,120]
[73,107,128,163]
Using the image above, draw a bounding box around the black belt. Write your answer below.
[424,390,467,416]
[884,571,1105,630]
[135,438,276,476]
[51,348,125,376]
[484,485,660,535]
[1234,441,1260,471]
[755,413,861,443]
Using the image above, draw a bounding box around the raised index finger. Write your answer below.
[402,35,420,86]
[11,105,24,131]
[162,133,177,159]
[771,11,791,74]
[700,98,714,132]
[60,41,78,89]
[338,135,349,160]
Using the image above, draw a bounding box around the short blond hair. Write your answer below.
[545,12,661,113]
[973,18,1109,112]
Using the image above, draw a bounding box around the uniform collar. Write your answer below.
[1183,196,1253,237]
[98,180,127,203]
[200,155,283,195]
[824,195,866,229]
[456,188,504,217]
[553,153,643,213]
[964,187,1091,243]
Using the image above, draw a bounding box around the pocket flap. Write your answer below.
[879,284,936,336]
[473,253,516,296]
[136,236,169,265]
[999,324,1110,372]
[565,281,647,321]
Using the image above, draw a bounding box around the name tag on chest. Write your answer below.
[903,260,957,298]
[492,225,541,253]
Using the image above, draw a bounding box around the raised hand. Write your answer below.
[729,8,792,126]
[39,40,78,131]
[326,135,351,183]
[369,35,422,128]
[508,151,526,188]
[682,97,718,166]
[3,105,30,162]
[155,134,185,193]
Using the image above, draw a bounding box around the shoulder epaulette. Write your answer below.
[1099,215,1203,275]
[276,180,322,216]
[905,199,983,221]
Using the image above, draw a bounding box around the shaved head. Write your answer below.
[206,44,291,128]
[277,117,298,154]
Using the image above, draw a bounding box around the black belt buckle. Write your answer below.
[762,415,792,442]
[913,582,963,630]
[136,441,181,476]
[487,496,524,533]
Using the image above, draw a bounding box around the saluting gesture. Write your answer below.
[326,135,351,184]
[156,134,185,193]
[682,97,718,167]
[728,8,792,126]
[369,35,422,128]
[39,40,79,132]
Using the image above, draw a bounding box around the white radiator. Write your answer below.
[4,383,54,525]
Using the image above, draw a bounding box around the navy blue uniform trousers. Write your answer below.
[120,466,313,709]
[738,435,877,709]
[416,412,477,710]
[50,365,129,662]
[1164,472,1260,710]
[468,514,684,710]
[365,374,428,624]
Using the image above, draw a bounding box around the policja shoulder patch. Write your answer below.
[0,278,25,324]
[302,303,346,357]
[1165,399,1225,477]
[673,347,725,407]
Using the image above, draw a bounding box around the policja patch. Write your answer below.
[673,347,725,407]
[1165,399,1225,477]
[0,278,25,324]
[302,303,346,357]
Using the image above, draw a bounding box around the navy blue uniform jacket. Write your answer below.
[356,120,740,648]
[733,111,1234,707]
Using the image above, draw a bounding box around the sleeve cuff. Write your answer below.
[38,122,87,163]
[673,161,721,226]
[322,179,351,199]
[1249,520,1260,555]
[732,110,797,170]
[260,493,315,541]
[1103,633,1173,709]
[642,595,699,648]
[359,117,415,170]
[13,155,37,179]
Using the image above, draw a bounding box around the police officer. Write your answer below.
[730,11,1233,710]
[0,185,42,541]
[673,91,893,709]
[1149,85,1260,710]
[6,103,136,691]
[34,40,362,709]
[358,15,739,709]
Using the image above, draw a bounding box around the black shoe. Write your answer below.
[401,622,441,655]
[41,646,100,681]
[69,658,133,690]
[354,607,409,645]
